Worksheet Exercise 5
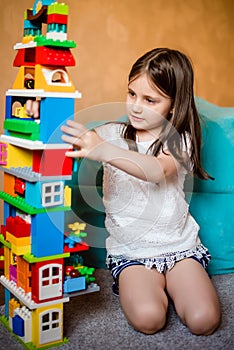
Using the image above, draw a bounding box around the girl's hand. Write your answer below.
[61,120,105,161]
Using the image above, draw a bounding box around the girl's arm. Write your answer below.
[61,120,180,183]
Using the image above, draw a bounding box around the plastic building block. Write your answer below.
[47,13,68,25]
[25,180,65,209]
[14,46,76,67]
[6,231,30,249]
[6,88,82,99]
[63,276,86,293]
[0,276,69,310]
[34,35,76,48]
[13,314,25,336]
[14,178,26,195]
[31,211,64,257]
[0,143,7,165]
[9,264,17,283]
[23,251,70,264]
[4,173,16,197]
[3,143,33,170]
[0,247,4,269]
[0,1,100,348]
[0,192,71,214]
[39,97,75,144]
[4,119,40,141]
[48,2,69,15]
[32,149,73,176]
[17,256,32,294]
[9,298,21,318]
[13,306,32,342]
[6,216,30,238]
[33,0,55,16]
[63,282,100,298]
[31,259,63,303]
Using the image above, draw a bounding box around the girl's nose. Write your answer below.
[131,102,143,114]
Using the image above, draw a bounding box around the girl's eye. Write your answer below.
[128,90,135,97]
[146,98,156,104]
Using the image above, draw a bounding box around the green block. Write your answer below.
[48,3,69,15]
[0,234,11,249]
[0,192,71,215]
[23,252,70,263]
[186,192,234,275]
[4,119,40,141]
[34,35,76,48]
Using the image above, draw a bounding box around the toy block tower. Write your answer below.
[0,1,99,348]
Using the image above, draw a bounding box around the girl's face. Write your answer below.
[126,73,172,140]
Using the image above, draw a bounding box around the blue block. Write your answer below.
[64,276,86,293]
[3,203,16,225]
[5,96,12,120]
[39,97,74,143]
[4,288,11,318]
[33,0,54,15]
[186,192,234,275]
[193,97,234,193]
[13,315,24,337]
[31,211,64,257]
[25,180,65,209]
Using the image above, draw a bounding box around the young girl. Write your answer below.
[61,48,221,335]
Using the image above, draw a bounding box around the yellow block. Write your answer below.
[11,244,31,256]
[4,246,11,279]
[5,143,33,169]
[9,298,20,318]
[64,185,71,207]
[32,303,64,347]
[12,66,35,90]
[34,64,76,92]
[6,231,31,246]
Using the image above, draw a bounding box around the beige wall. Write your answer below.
[0,0,233,219]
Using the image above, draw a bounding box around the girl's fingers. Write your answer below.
[26,100,33,116]
[66,120,88,134]
[32,100,40,119]
[61,134,82,147]
[65,150,83,158]
[61,125,79,138]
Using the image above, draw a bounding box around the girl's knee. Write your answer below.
[186,306,221,335]
[129,303,167,335]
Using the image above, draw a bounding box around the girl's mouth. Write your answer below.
[130,115,144,122]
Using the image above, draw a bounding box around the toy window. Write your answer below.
[0,143,7,165]
[41,310,60,331]
[42,182,63,207]
[42,68,71,86]
[24,48,36,63]
[41,265,61,287]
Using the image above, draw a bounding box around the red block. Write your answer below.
[33,149,73,176]
[0,247,4,270]
[13,47,76,67]
[0,225,6,239]
[31,259,64,303]
[47,13,68,24]
[6,216,31,238]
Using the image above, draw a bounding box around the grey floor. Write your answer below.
[0,269,233,350]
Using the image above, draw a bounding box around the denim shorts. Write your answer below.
[106,243,211,296]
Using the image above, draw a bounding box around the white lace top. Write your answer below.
[96,123,200,259]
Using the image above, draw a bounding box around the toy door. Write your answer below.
[40,309,62,344]
[39,263,63,300]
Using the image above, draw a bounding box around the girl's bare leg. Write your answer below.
[118,265,168,334]
[166,258,221,335]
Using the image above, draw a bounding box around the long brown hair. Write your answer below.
[123,48,212,180]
